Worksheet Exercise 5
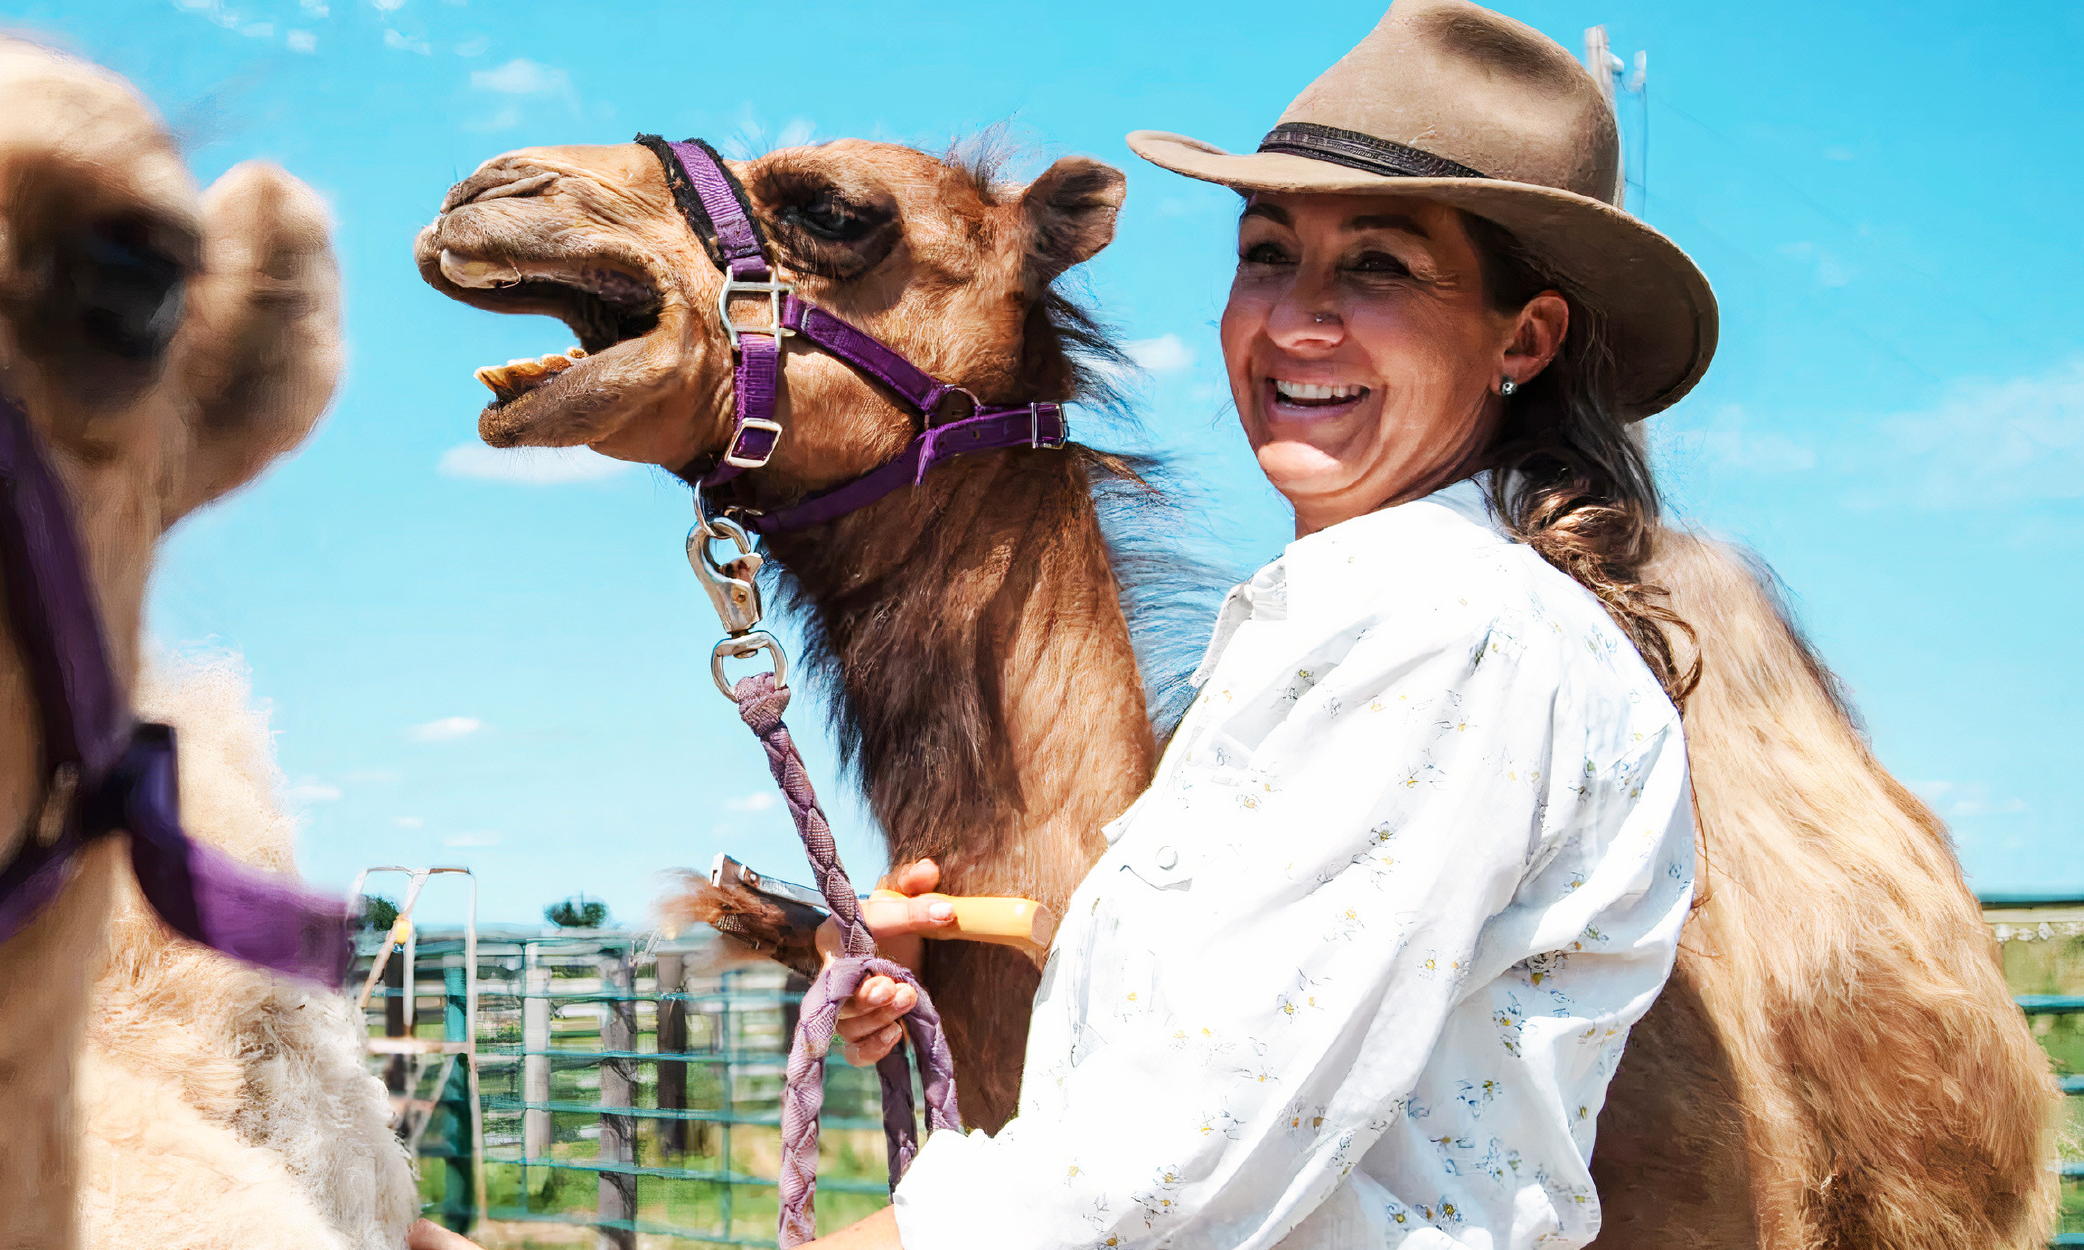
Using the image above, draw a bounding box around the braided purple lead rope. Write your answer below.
[730,673,961,1247]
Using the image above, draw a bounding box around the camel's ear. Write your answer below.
[1020,156,1126,288]
[162,161,341,525]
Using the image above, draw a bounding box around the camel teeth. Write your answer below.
[475,349,582,399]
[441,249,524,290]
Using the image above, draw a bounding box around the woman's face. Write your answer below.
[1220,192,1564,536]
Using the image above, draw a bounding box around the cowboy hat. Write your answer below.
[1129,0,1715,418]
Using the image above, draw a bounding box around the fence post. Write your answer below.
[656,951,687,1156]
[383,948,407,1094]
[596,945,636,1250]
[441,964,474,1232]
[523,956,551,1162]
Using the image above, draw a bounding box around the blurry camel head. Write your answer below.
[0,35,340,852]
[0,35,341,1243]
[414,137,1124,495]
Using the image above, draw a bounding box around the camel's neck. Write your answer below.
[766,447,1154,909]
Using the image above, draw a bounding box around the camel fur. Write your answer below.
[0,36,370,1246]
[417,135,2057,1247]
[77,654,418,1250]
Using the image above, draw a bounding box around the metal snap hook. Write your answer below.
[711,631,788,699]
[687,515,765,637]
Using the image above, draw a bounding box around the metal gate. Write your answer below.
[360,898,2084,1246]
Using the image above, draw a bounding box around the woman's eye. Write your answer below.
[1239,241,1291,266]
[1347,251,1412,277]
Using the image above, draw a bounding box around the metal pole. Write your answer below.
[656,952,687,1156]
[384,950,407,1095]
[597,943,636,1250]
[462,872,486,1232]
[523,952,551,1161]
[718,967,734,1237]
[442,963,472,1232]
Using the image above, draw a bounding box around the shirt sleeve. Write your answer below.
[891,593,1694,1250]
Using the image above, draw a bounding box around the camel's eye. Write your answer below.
[782,190,871,243]
[69,217,193,360]
[757,170,900,280]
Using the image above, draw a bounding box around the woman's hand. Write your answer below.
[822,859,954,1066]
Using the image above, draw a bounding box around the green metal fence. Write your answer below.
[1982,893,2084,1248]
[355,927,896,1248]
[363,899,2084,1246]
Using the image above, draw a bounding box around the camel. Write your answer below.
[415,135,2058,1248]
[0,37,414,1249]
[80,654,418,1250]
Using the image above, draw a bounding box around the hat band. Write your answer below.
[1257,122,1489,182]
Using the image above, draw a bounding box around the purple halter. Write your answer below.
[636,136,1069,534]
[0,393,353,983]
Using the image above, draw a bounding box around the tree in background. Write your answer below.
[545,895,609,929]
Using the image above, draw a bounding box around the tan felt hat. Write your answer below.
[1129,0,1716,419]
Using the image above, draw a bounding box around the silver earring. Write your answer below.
[1499,375,1518,397]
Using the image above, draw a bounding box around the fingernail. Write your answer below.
[929,902,954,921]
[867,983,892,1006]
[882,1024,902,1042]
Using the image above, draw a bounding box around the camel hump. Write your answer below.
[1621,529,2059,1247]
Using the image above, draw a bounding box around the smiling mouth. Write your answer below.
[439,248,662,406]
[1268,378,1371,415]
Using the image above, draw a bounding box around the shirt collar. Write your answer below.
[1188,474,1511,688]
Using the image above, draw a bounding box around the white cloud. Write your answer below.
[395,816,424,829]
[299,0,328,14]
[1912,780,2029,819]
[1776,240,1855,289]
[471,57,569,95]
[172,0,240,29]
[1879,359,2084,507]
[724,792,777,813]
[442,831,502,848]
[370,0,408,10]
[383,28,431,54]
[455,35,490,56]
[411,715,482,742]
[438,443,635,485]
[1663,405,1816,474]
[286,29,317,52]
[1126,333,1196,375]
[283,781,343,805]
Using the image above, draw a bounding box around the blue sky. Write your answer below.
[8,0,2079,922]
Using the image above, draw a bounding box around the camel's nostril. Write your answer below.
[439,165,558,213]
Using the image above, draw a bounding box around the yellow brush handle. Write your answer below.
[868,890,1057,952]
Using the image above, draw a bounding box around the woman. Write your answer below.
[814,1,1714,1245]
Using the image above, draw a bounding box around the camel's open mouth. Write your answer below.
[437,248,662,406]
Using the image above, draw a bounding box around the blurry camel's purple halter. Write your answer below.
[0,392,353,983]
[635,134,1088,1244]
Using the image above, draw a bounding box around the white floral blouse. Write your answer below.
[891,476,1695,1249]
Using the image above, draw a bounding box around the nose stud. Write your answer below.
[1313,312,1332,324]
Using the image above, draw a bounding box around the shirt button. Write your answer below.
[1155,846,1179,870]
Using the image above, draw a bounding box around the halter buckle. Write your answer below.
[718,278,795,350]
[722,417,784,470]
[1029,403,1066,449]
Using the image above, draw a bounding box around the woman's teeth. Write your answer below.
[475,347,587,403]
[1272,380,1368,404]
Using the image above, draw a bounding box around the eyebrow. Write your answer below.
[1348,213,1431,239]
[1239,202,1431,239]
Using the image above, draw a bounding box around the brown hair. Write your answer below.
[1462,211,1700,709]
